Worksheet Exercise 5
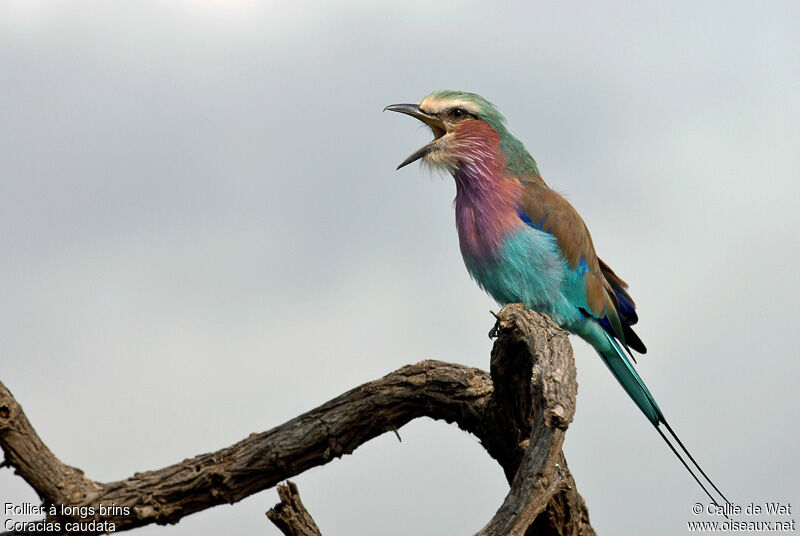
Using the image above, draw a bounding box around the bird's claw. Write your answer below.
[488,310,501,339]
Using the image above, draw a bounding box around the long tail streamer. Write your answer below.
[598,332,730,509]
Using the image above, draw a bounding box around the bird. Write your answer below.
[385,90,728,508]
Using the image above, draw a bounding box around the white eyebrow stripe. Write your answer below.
[418,97,482,116]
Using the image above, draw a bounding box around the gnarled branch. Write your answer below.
[0,305,594,535]
[266,481,322,536]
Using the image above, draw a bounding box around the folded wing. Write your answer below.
[517,180,646,354]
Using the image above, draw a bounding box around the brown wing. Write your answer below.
[518,181,645,352]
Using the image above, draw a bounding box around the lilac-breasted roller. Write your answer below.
[386,91,728,507]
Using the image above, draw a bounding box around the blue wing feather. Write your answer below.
[517,202,647,354]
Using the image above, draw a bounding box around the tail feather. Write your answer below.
[597,332,729,507]
[598,332,662,424]
[661,420,732,505]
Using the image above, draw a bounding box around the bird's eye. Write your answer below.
[450,108,465,118]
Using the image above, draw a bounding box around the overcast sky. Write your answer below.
[2,1,799,535]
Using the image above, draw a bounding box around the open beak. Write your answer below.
[384,103,446,169]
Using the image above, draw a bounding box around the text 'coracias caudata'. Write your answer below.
[386,91,729,508]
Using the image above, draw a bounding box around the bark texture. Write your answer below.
[266,482,322,536]
[0,305,595,536]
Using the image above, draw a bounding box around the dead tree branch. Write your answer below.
[0,305,594,536]
[474,305,578,536]
[266,481,322,536]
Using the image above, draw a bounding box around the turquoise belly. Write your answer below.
[463,227,577,326]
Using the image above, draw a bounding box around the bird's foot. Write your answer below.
[488,310,500,339]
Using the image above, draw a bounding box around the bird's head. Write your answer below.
[385,90,509,172]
